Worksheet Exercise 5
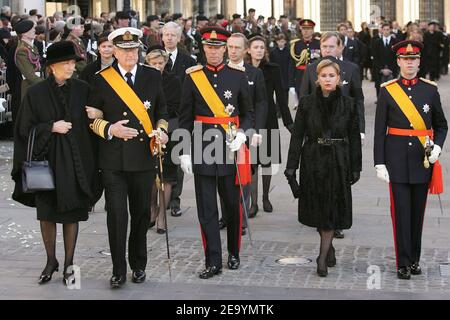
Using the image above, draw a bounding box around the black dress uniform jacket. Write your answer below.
[179,64,252,177]
[88,63,169,171]
[288,38,321,92]
[374,78,448,183]
[300,58,365,133]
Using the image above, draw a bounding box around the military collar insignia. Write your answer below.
[401,77,418,86]
[205,63,225,72]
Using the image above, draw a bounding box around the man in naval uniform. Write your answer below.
[88,27,169,288]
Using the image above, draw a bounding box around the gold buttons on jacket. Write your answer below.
[408,142,412,146]
[140,138,144,142]
[213,84,217,88]
[123,112,128,116]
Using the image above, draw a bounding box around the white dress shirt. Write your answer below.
[117,63,138,84]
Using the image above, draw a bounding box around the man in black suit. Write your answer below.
[179,26,252,279]
[372,22,399,96]
[88,27,169,288]
[374,40,447,279]
[162,21,197,217]
[218,32,268,232]
[162,21,196,83]
[300,31,365,239]
[338,23,360,65]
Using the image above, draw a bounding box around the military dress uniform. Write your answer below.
[179,27,252,279]
[66,32,88,74]
[14,19,43,101]
[288,19,320,96]
[88,28,168,287]
[374,40,448,279]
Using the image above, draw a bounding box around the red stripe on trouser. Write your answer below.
[238,191,243,251]
[389,183,399,269]
[200,226,207,253]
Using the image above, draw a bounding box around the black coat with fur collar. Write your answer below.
[286,87,361,229]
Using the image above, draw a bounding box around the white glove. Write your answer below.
[429,145,441,164]
[251,133,263,147]
[360,133,365,146]
[228,132,247,152]
[375,164,390,183]
[179,155,193,175]
[289,87,298,109]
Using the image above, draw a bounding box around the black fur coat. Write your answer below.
[286,87,362,229]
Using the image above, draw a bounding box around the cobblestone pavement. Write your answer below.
[1,75,450,300]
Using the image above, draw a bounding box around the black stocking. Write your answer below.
[62,223,79,274]
[318,229,334,265]
[262,174,271,199]
[40,221,58,273]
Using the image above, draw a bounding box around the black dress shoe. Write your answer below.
[326,245,336,267]
[397,266,411,280]
[110,275,126,288]
[218,218,227,230]
[410,262,422,275]
[38,262,59,285]
[157,228,166,234]
[199,266,222,279]
[132,270,146,283]
[171,207,182,217]
[248,204,258,218]
[316,257,328,277]
[148,221,156,229]
[262,196,273,212]
[227,255,240,270]
[241,227,247,236]
[334,230,345,239]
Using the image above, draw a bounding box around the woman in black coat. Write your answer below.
[145,46,181,234]
[79,33,114,84]
[247,35,293,215]
[11,41,101,285]
[285,59,361,277]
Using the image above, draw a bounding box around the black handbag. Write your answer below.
[22,128,55,193]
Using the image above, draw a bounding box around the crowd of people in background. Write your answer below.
[1,5,450,284]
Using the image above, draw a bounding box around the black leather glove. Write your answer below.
[284,168,300,198]
[351,171,360,185]
[286,123,294,134]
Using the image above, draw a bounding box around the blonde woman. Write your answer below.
[285,59,361,277]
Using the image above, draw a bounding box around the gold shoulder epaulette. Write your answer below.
[420,77,437,87]
[380,78,398,88]
[186,65,204,74]
[227,63,245,72]
[95,65,112,75]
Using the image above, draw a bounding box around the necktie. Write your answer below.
[165,53,173,71]
[125,72,133,88]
